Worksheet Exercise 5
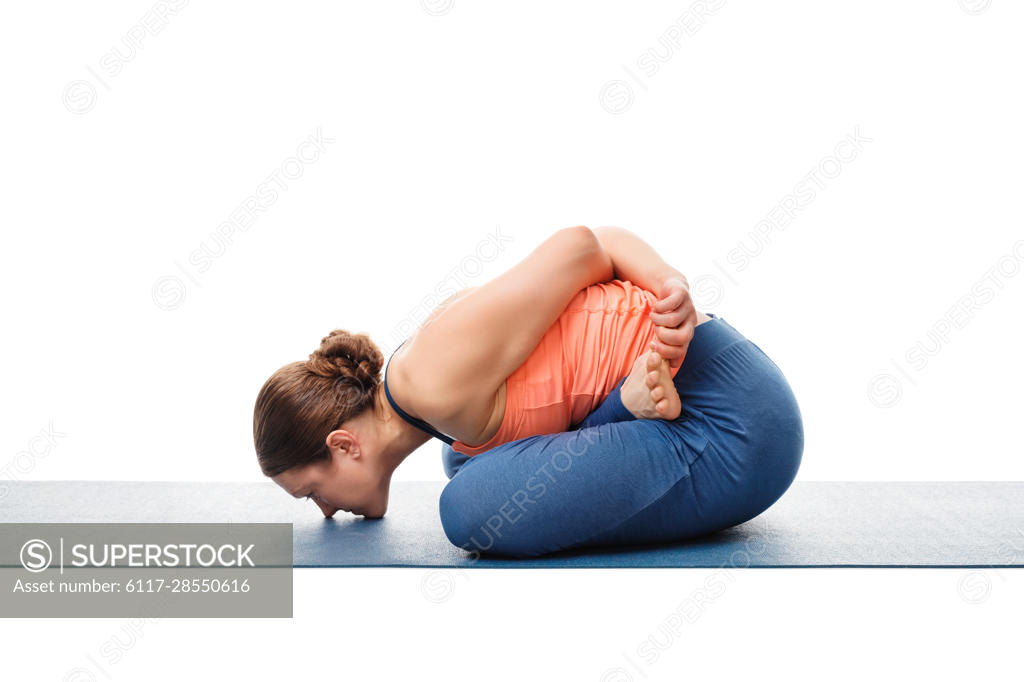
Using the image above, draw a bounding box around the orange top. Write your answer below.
[451,279,682,456]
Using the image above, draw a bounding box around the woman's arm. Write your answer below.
[400,226,613,417]
[592,226,697,370]
[591,226,686,293]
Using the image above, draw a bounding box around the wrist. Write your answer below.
[657,272,688,296]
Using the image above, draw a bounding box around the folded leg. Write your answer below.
[438,414,715,557]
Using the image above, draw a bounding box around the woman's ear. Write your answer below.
[325,429,360,459]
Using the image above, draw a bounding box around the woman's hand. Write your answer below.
[647,276,697,371]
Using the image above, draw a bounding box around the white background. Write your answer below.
[2,1,1021,679]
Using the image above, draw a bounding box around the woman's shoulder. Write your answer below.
[388,334,502,442]
[384,342,427,420]
[389,335,486,411]
[385,286,477,410]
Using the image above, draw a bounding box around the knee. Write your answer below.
[768,404,804,496]
[766,381,804,492]
[737,411,804,518]
[438,477,484,554]
[438,475,541,558]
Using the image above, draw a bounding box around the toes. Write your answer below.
[651,386,664,401]
[646,370,660,388]
[646,352,661,371]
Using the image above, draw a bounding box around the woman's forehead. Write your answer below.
[272,468,310,497]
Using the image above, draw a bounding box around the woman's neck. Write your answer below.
[376,382,432,472]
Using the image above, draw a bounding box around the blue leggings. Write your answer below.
[438,314,804,558]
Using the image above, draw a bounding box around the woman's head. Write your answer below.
[253,329,393,518]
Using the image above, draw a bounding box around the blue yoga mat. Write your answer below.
[3,481,1023,567]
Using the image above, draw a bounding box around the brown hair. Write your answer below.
[253,329,384,477]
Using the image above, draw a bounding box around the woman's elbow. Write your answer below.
[561,226,613,282]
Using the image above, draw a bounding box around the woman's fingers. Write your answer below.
[651,290,682,313]
[649,320,695,369]
[649,337,685,369]
[649,296,695,327]
[653,323,692,347]
[649,303,693,328]
[648,277,696,370]
[651,277,689,313]
[652,286,688,313]
[648,309,681,327]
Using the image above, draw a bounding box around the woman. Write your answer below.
[253,226,803,558]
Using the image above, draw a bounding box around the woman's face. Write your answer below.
[272,444,390,519]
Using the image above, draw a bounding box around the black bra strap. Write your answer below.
[383,339,455,445]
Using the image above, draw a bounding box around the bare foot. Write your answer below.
[621,350,682,420]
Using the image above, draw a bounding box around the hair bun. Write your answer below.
[308,329,383,391]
